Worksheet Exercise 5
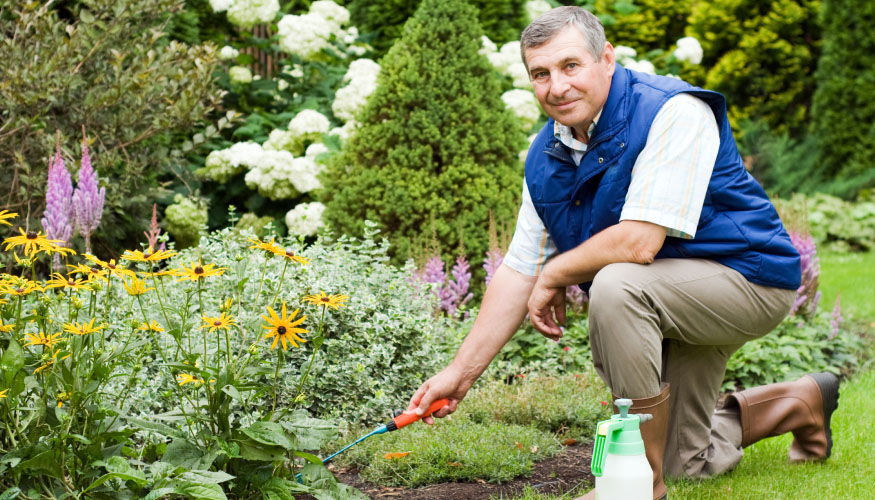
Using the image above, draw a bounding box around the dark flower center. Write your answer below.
[144,252,152,258]
[277,326,287,335]
[67,280,75,286]
[214,321,222,327]
[15,287,24,293]
[285,251,295,257]
[26,231,37,239]
[194,266,204,274]
[321,297,330,302]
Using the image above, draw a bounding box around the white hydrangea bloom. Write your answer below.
[623,59,656,75]
[673,36,703,65]
[289,156,323,193]
[507,62,532,89]
[200,141,262,182]
[219,45,239,60]
[244,150,299,200]
[525,0,552,22]
[332,59,380,122]
[277,13,332,59]
[480,35,498,56]
[329,121,358,141]
[614,45,637,62]
[263,129,297,153]
[305,142,329,158]
[310,1,350,32]
[342,26,360,44]
[348,45,367,57]
[285,202,326,236]
[502,89,541,131]
[288,109,331,139]
[229,65,252,84]
[209,0,233,13]
[227,0,279,28]
[518,133,539,163]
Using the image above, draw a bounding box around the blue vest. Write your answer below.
[525,65,801,290]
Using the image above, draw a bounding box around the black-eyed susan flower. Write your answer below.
[56,391,70,408]
[0,209,18,226]
[200,312,236,333]
[220,297,234,312]
[262,301,307,350]
[0,321,14,334]
[175,260,227,282]
[67,262,108,282]
[2,228,69,257]
[43,272,92,291]
[0,277,42,297]
[138,321,164,333]
[0,388,8,399]
[121,246,178,263]
[22,332,64,348]
[177,373,204,387]
[83,254,135,279]
[248,237,284,255]
[122,275,154,296]
[63,318,104,336]
[269,246,310,265]
[33,349,70,374]
[303,291,350,310]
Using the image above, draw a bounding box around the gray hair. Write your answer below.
[520,6,607,69]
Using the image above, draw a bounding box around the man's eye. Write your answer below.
[533,71,548,80]
[567,62,578,70]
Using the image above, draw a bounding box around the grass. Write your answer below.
[818,251,875,321]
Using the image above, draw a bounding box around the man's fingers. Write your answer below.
[407,384,427,411]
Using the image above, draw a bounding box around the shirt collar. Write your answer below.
[553,111,601,152]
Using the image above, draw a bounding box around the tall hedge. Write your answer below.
[322,0,526,264]
[808,0,875,198]
[346,0,528,56]
[594,0,692,54]
[687,0,820,134]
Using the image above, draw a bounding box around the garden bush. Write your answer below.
[322,0,527,266]
[808,0,875,199]
[687,0,821,134]
[0,0,222,253]
[772,193,875,253]
[595,0,692,55]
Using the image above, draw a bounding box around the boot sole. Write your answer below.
[808,372,840,458]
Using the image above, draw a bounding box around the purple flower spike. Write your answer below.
[422,256,447,285]
[788,231,820,318]
[41,138,73,270]
[829,294,842,340]
[71,129,105,254]
[443,257,473,318]
[483,248,504,286]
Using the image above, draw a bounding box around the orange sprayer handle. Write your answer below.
[392,398,450,430]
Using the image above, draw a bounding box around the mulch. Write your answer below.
[324,441,595,500]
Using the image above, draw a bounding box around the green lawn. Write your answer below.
[818,251,875,321]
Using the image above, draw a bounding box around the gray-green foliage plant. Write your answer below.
[772,193,875,252]
[686,0,821,134]
[322,0,527,265]
[808,0,875,199]
[0,0,222,250]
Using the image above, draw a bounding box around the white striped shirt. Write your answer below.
[504,93,720,276]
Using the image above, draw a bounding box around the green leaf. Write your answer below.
[17,450,64,480]
[84,471,148,492]
[143,487,177,500]
[179,470,235,484]
[174,482,228,500]
[236,440,286,462]
[1,337,25,386]
[162,439,206,469]
[105,455,132,474]
[241,421,293,450]
[220,384,241,402]
[0,487,22,500]
[293,450,322,465]
[281,411,338,450]
[261,477,310,500]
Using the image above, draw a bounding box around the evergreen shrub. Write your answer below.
[0,0,222,252]
[595,0,692,55]
[687,0,820,134]
[346,0,528,57]
[322,0,526,265]
[808,0,875,199]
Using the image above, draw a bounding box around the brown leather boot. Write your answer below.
[575,384,670,500]
[726,372,839,462]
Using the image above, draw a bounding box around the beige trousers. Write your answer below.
[587,258,796,479]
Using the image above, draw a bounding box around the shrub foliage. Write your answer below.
[322,0,526,264]
[808,0,875,198]
[0,0,222,252]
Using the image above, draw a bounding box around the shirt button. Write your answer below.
[575,200,581,206]
[620,142,625,148]
[598,157,604,163]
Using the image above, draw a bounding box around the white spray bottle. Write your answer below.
[590,398,652,500]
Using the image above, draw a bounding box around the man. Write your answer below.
[408,6,839,500]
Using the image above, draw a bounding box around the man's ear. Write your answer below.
[602,42,616,70]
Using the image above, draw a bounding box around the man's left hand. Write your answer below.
[528,279,566,340]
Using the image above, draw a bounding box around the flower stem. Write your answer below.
[272,349,284,414]
[295,307,325,403]
[270,260,289,307]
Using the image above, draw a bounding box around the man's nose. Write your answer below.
[549,71,571,97]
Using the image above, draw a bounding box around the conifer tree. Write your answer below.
[323,0,526,264]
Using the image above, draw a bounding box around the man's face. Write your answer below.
[525,26,615,139]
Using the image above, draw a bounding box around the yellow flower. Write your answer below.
[2,228,69,257]
[83,254,135,279]
[43,272,92,291]
[22,331,64,348]
[67,262,108,282]
[262,301,308,350]
[121,246,178,263]
[248,237,284,255]
[0,276,42,297]
[57,391,71,408]
[269,246,310,265]
[220,297,234,312]
[303,291,350,310]
[63,318,104,336]
[0,388,8,399]
[34,349,70,374]
[122,275,154,296]
[174,260,227,282]
[139,321,164,333]
[0,321,14,333]
[0,209,18,226]
[177,373,204,386]
[12,252,33,268]
[200,312,236,333]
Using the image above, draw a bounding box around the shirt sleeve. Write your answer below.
[619,93,720,239]
[503,180,558,276]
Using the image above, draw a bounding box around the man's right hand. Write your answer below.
[407,366,471,425]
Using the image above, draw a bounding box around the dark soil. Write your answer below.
[327,441,594,500]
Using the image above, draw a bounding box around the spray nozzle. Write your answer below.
[615,398,632,418]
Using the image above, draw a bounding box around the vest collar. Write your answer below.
[589,64,630,147]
